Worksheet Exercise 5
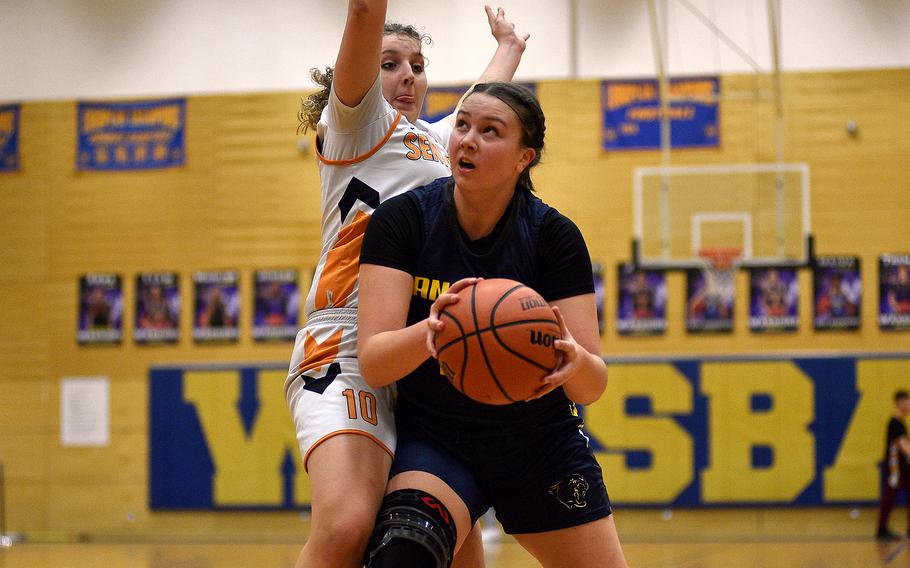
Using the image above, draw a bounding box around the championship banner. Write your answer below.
[135,272,180,344]
[617,263,667,336]
[77,98,185,170]
[252,269,300,342]
[420,83,538,124]
[150,355,910,508]
[879,254,910,331]
[749,267,799,333]
[0,104,20,172]
[601,77,719,151]
[814,256,862,331]
[193,271,240,343]
[685,267,733,333]
[77,273,123,344]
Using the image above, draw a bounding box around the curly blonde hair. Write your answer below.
[298,23,431,134]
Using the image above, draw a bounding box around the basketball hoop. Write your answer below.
[698,247,741,302]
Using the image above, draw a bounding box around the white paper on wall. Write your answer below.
[60,377,110,447]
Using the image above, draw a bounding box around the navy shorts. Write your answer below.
[390,422,612,535]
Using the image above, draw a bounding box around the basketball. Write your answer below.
[435,278,562,405]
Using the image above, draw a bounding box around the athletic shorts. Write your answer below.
[285,308,396,471]
[390,420,612,535]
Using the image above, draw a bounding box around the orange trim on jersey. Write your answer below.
[303,429,394,472]
[314,210,371,310]
[315,111,403,166]
[297,328,344,375]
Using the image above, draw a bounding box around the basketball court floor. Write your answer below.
[1,507,903,567]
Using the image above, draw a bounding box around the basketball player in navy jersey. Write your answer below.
[358,83,626,567]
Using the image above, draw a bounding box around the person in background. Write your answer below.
[876,390,910,540]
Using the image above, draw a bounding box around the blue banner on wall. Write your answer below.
[150,355,910,509]
[420,83,538,124]
[0,104,20,172]
[601,77,719,150]
[77,98,185,170]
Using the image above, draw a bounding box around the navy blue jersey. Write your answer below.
[361,177,595,438]
[886,417,910,473]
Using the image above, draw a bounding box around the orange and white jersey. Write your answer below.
[284,78,451,462]
[304,76,452,346]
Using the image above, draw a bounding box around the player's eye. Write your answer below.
[411,63,425,74]
[381,61,396,71]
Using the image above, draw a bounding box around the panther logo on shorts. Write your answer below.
[548,473,589,510]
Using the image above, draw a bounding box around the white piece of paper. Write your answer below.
[60,377,110,447]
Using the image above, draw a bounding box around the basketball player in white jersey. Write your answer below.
[285,2,528,566]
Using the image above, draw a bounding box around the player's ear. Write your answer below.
[516,148,536,173]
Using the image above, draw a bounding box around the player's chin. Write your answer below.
[452,169,475,188]
[452,163,478,189]
[393,102,419,122]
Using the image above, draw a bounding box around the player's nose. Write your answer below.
[459,129,479,149]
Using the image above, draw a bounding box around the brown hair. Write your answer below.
[297,23,431,134]
[468,82,546,192]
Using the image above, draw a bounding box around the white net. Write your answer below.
[700,248,740,299]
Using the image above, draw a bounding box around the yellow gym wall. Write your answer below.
[0,68,908,535]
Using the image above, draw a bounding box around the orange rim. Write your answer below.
[698,247,742,270]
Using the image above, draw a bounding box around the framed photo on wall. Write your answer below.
[135,272,180,344]
[617,263,667,336]
[813,256,861,331]
[192,270,240,343]
[749,267,799,333]
[592,262,605,336]
[879,254,910,331]
[252,269,300,342]
[685,267,734,333]
[77,273,123,344]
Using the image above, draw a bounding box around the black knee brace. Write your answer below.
[364,488,457,568]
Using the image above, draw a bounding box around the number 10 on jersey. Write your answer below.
[342,388,378,426]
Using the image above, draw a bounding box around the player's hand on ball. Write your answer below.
[527,306,580,401]
[427,277,483,357]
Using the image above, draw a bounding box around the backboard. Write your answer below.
[632,163,812,270]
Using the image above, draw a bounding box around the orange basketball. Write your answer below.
[435,278,562,405]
